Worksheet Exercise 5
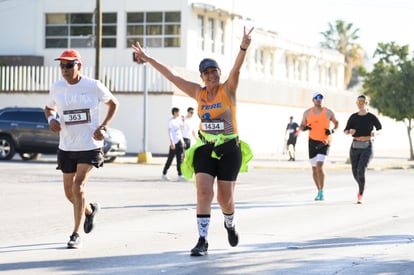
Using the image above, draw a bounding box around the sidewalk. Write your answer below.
[116,149,414,171]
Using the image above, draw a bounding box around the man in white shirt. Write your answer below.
[44,49,119,249]
[162,107,186,181]
[182,107,198,149]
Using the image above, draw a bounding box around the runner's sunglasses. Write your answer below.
[59,61,79,69]
[356,99,366,105]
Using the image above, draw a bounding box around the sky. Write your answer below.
[238,0,414,59]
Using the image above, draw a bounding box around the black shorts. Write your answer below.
[308,139,330,159]
[57,148,104,173]
[287,136,297,145]
[193,142,242,181]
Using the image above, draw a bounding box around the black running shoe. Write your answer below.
[84,202,100,234]
[190,237,208,256]
[67,232,82,249]
[224,222,239,247]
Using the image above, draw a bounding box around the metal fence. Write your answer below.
[0,65,173,92]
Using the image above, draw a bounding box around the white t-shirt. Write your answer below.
[183,116,198,140]
[46,76,112,151]
[168,116,184,145]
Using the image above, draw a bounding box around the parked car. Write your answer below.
[0,107,127,162]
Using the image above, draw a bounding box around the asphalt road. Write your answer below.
[0,157,413,275]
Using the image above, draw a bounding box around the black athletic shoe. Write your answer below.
[84,202,100,234]
[190,237,208,256]
[67,232,82,249]
[224,222,239,247]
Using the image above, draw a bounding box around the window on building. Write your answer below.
[217,20,224,54]
[327,66,333,85]
[255,49,264,74]
[318,64,325,85]
[285,55,290,79]
[197,15,204,50]
[126,11,181,48]
[45,13,117,48]
[102,13,117,47]
[195,15,225,54]
[268,52,274,76]
[297,59,303,80]
[206,18,214,52]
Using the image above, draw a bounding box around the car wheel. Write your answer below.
[104,156,117,163]
[0,136,16,160]
[20,152,40,161]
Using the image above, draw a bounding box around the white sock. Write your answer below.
[197,215,210,238]
[224,212,235,228]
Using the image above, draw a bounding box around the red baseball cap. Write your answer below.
[54,49,82,62]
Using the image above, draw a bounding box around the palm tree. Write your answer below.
[320,20,364,89]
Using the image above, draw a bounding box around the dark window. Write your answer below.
[0,110,46,123]
[45,12,117,48]
[126,11,181,48]
[0,111,16,120]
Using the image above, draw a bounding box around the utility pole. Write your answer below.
[137,51,152,163]
[95,0,102,80]
[143,62,148,153]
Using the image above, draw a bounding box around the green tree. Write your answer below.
[362,42,414,160]
[320,19,364,89]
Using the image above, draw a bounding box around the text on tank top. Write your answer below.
[197,84,238,135]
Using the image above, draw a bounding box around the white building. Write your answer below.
[3,0,396,158]
[1,0,345,86]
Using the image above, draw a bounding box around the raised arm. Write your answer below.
[224,26,254,96]
[132,42,201,99]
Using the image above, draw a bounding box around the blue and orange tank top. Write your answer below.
[196,84,237,135]
[308,107,331,144]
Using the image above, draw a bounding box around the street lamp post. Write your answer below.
[137,56,152,163]
[143,62,149,151]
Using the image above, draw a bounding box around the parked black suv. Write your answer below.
[0,107,127,162]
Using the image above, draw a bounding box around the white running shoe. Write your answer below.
[177,175,187,182]
[67,232,82,249]
[162,174,171,181]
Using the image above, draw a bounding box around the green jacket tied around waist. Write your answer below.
[181,131,253,180]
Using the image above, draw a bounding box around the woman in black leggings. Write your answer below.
[344,95,382,204]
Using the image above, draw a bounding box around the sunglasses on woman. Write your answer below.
[356,99,366,105]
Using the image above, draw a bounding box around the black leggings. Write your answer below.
[349,145,373,195]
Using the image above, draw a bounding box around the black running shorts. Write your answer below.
[57,148,104,173]
[308,139,330,159]
[193,143,242,181]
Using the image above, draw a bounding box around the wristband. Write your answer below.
[240,46,247,51]
[47,115,56,124]
[99,125,107,131]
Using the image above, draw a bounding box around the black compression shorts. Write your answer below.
[193,143,242,181]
